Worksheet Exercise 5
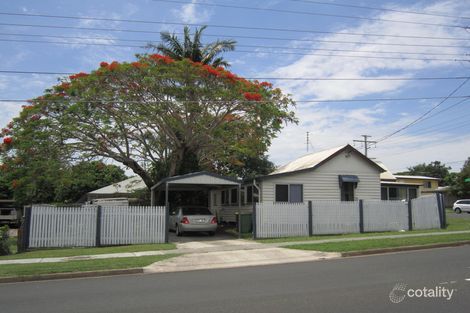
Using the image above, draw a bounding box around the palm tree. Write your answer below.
[148,26,236,68]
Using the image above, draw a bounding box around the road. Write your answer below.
[1,246,469,313]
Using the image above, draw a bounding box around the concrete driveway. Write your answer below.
[168,225,239,243]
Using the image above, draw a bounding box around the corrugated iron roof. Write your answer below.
[88,176,146,194]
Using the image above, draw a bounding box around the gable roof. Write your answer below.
[265,144,385,178]
[88,176,146,195]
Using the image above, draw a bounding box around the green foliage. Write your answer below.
[55,161,127,203]
[451,158,470,198]
[396,161,451,186]
[0,225,11,256]
[3,51,296,191]
[150,25,236,67]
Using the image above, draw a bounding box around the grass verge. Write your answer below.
[257,216,470,243]
[285,233,470,253]
[0,243,176,260]
[0,254,177,278]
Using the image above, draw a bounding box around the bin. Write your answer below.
[235,213,252,233]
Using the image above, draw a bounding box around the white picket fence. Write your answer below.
[412,196,441,230]
[29,206,97,248]
[312,200,360,235]
[28,205,166,248]
[255,196,442,238]
[101,206,166,245]
[363,200,409,232]
[256,202,309,238]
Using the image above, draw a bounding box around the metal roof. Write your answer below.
[394,175,440,181]
[264,144,384,178]
[151,171,240,190]
[88,176,147,194]
[375,161,397,181]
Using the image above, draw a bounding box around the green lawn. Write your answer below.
[0,242,176,260]
[286,233,470,253]
[0,254,177,278]
[257,215,470,243]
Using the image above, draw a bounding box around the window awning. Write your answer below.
[338,175,360,185]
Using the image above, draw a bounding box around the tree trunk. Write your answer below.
[122,158,155,190]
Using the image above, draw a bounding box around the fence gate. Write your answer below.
[26,205,167,248]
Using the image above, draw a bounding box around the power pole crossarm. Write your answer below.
[353,135,377,157]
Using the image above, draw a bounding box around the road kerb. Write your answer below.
[341,240,470,257]
[0,268,143,284]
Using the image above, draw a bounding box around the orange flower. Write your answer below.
[243,92,262,101]
[69,72,89,80]
[3,137,12,145]
[108,61,120,71]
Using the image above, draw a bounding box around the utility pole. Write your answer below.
[306,132,310,152]
[353,135,376,157]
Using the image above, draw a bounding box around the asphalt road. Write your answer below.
[1,246,469,313]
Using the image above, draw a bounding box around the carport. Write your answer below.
[150,171,242,242]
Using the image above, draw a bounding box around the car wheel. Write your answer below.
[208,231,215,236]
[455,208,462,214]
[176,225,183,237]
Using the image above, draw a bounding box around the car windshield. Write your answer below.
[182,207,212,215]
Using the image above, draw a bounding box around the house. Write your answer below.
[393,175,440,194]
[210,144,386,222]
[377,162,422,201]
[86,176,147,203]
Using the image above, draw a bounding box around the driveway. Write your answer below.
[447,212,470,219]
[168,225,238,243]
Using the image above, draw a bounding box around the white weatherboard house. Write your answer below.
[212,144,386,222]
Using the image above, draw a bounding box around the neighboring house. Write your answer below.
[377,162,422,201]
[394,175,440,194]
[87,176,147,203]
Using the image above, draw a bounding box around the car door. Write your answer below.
[463,201,470,212]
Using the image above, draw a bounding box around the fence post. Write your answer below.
[436,193,445,229]
[359,200,364,233]
[95,205,102,247]
[252,201,257,239]
[407,200,413,231]
[21,206,32,251]
[308,201,313,236]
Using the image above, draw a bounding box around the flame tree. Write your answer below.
[1,54,296,190]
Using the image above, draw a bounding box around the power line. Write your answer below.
[1,70,469,81]
[0,32,465,57]
[0,13,468,41]
[290,0,470,20]
[376,78,470,142]
[1,38,467,62]
[1,22,468,48]
[1,96,469,104]
[152,0,465,29]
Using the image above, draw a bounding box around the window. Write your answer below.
[381,187,388,200]
[230,188,238,204]
[275,184,303,203]
[275,185,289,202]
[341,182,355,201]
[424,181,432,188]
[290,184,303,203]
[388,187,398,200]
[221,190,229,205]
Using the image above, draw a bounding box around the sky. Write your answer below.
[0,0,469,174]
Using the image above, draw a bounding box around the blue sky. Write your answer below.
[0,0,469,174]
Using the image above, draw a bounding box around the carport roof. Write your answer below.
[151,171,241,190]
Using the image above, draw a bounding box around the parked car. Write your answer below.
[169,206,217,236]
[452,199,470,214]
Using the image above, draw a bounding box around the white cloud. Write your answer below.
[266,0,470,171]
[174,0,213,24]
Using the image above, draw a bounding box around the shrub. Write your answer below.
[0,225,11,255]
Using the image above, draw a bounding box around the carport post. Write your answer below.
[165,182,170,243]
[238,184,241,239]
